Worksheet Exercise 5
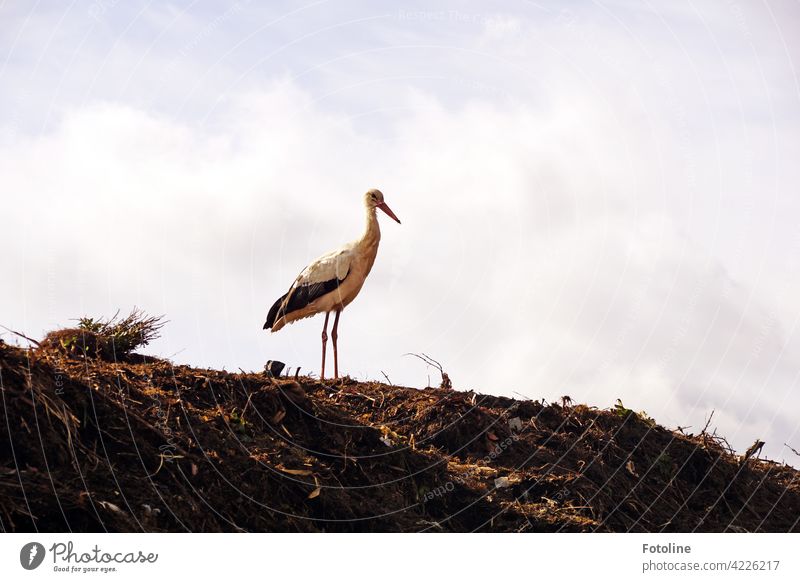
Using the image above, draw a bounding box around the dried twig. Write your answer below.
[0,325,41,347]
[716,434,736,455]
[784,443,800,458]
[700,410,715,436]
[404,352,452,389]
[741,439,765,465]
[512,391,535,402]
[380,371,392,385]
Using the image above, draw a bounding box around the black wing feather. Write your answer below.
[263,276,345,330]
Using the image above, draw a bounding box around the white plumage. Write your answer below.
[295,247,354,287]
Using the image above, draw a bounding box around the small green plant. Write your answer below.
[229,408,248,433]
[613,399,656,426]
[59,336,76,350]
[637,410,657,427]
[614,399,634,418]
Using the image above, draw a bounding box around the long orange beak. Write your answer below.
[377,202,401,224]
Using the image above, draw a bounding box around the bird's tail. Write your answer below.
[263,292,288,330]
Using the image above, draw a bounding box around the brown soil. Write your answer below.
[1,338,798,532]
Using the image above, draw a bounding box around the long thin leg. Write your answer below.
[331,309,341,379]
[320,311,330,380]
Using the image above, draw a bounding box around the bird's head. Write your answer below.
[365,189,401,224]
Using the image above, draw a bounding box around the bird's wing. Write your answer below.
[263,246,354,330]
[296,246,354,286]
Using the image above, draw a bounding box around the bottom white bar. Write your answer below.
[1,533,796,581]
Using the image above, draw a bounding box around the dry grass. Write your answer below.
[37,308,165,361]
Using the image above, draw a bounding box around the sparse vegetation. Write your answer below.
[37,308,165,361]
[614,398,656,427]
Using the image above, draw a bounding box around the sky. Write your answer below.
[1,0,799,463]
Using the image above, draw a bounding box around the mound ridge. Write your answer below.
[1,338,798,532]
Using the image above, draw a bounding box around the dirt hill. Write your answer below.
[1,331,798,532]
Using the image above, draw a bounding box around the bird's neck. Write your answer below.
[359,206,381,248]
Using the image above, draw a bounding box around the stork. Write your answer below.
[263,189,401,380]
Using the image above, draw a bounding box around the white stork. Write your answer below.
[263,189,401,379]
